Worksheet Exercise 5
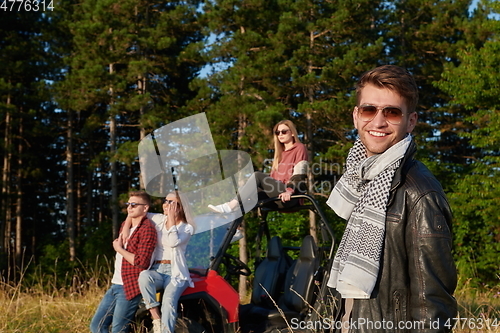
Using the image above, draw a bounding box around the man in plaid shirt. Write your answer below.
[90,191,157,333]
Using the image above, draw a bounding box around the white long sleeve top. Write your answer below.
[147,212,194,287]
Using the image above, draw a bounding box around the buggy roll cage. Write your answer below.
[255,194,336,262]
[208,193,336,274]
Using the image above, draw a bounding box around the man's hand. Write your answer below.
[113,236,136,265]
[113,237,124,252]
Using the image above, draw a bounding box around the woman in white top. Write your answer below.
[137,191,194,333]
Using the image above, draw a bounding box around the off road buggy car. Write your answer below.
[134,194,337,333]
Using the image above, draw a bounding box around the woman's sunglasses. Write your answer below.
[275,129,290,136]
[163,199,178,205]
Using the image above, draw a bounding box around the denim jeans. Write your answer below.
[90,284,141,333]
[138,264,189,333]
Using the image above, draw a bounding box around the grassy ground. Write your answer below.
[0,260,106,333]
[452,279,500,332]
[0,288,101,332]
[1,270,499,332]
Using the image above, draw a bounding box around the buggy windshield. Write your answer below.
[185,212,240,270]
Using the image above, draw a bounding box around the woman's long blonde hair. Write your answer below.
[171,190,196,232]
[271,120,301,172]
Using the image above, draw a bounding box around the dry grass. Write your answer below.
[1,266,499,332]
[452,279,500,332]
[0,287,102,332]
[0,258,111,333]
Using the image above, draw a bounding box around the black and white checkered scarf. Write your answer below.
[326,135,412,298]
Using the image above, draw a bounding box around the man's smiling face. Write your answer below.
[353,84,418,157]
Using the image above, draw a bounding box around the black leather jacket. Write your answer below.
[335,141,457,333]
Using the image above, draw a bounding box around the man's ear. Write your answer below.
[406,111,418,133]
[352,106,359,130]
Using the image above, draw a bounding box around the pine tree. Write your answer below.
[0,11,61,278]
[436,0,500,286]
[54,0,205,255]
[384,0,491,188]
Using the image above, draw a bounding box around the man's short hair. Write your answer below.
[128,190,151,206]
[356,65,419,113]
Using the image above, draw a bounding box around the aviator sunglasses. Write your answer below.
[357,105,404,125]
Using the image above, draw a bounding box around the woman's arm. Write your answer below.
[165,223,193,248]
[164,201,193,248]
[286,160,309,193]
[284,143,309,195]
[120,216,132,242]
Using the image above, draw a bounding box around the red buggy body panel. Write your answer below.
[184,270,239,323]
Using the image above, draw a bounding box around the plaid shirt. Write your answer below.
[120,216,157,300]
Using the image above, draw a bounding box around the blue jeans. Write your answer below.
[138,264,189,333]
[90,284,141,333]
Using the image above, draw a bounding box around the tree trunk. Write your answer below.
[110,114,118,239]
[306,30,317,242]
[305,110,317,241]
[1,95,13,279]
[87,146,94,228]
[237,107,248,301]
[77,177,82,242]
[66,109,76,261]
[137,4,148,190]
[15,116,23,270]
[109,62,119,239]
[138,74,147,189]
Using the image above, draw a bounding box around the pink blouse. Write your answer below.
[270,142,308,185]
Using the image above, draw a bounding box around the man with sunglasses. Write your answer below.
[120,191,196,333]
[90,191,157,333]
[326,65,457,332]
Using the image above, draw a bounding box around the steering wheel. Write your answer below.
[222,253,252,277]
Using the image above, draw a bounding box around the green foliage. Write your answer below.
[436,3,500,287]
[81,221,116,264]
[450,184,500,288]
[114,140,140,165]
[23,240,113,293]
[265,211,310,249]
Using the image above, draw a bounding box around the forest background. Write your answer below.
[1,0,500,320]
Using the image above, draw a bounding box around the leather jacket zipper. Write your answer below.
[394,292,402,332]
